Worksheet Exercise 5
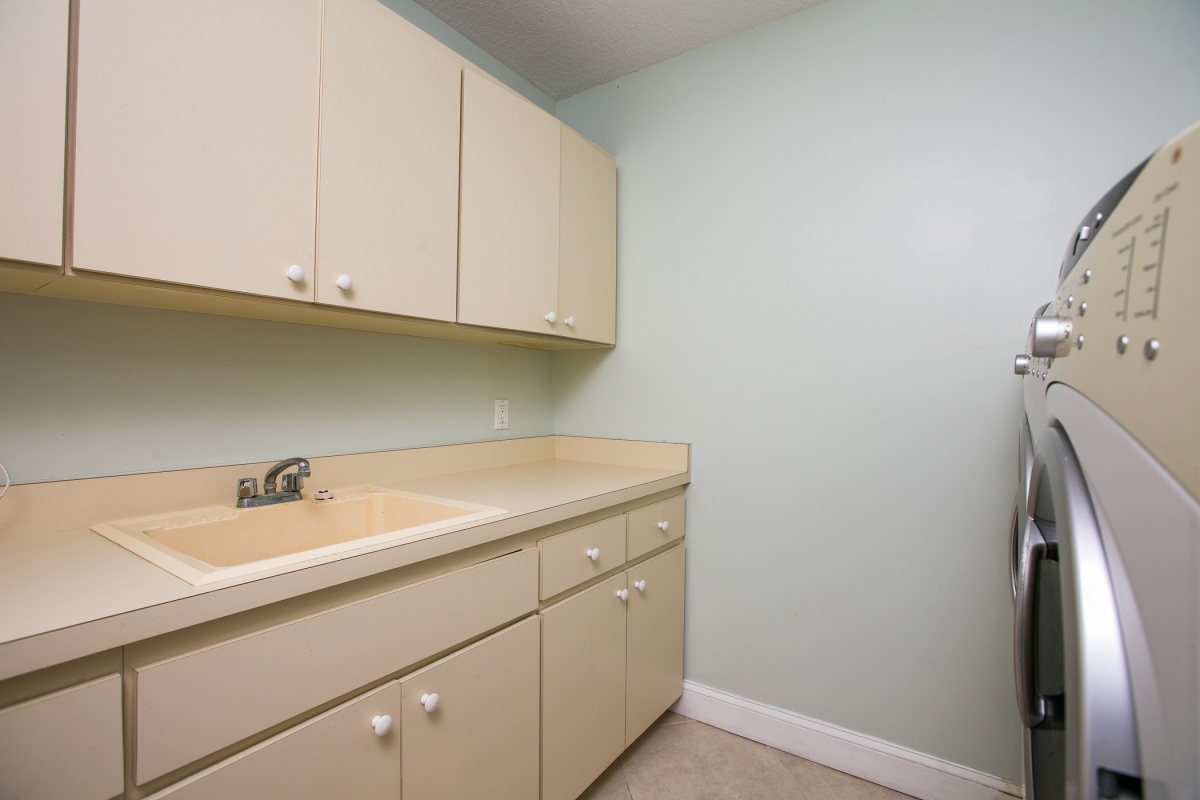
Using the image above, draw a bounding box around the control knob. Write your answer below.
[1030,316,1073,358]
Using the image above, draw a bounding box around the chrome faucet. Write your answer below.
[236,457,311,508]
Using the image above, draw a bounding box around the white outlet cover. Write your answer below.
[494,399,509,430]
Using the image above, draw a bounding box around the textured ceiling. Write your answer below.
[411,0,829,100]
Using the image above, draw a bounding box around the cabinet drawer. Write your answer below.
[152,680,401,799]
[539,515,627,599]
[627,495,685,560]
[135,548,537,784]
[401,617,540,800]
[0,674,124,800]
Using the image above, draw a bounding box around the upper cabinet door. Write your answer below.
[458,70,560,335]
[0,0,68,267]
[316,0,461,320]
[559,126,617,344]
[72,0,321,301]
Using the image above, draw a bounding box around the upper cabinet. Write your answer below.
[316,0,461,321]
[559,126,617,345]
[72,0,322,301]
[0,0,68,267]
[21,0,615,348]
[458,70,561,336]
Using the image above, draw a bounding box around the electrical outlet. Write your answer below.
[494,399,509,430]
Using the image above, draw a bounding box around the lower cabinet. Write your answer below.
[153,679,402,799]
[153,616,540,800]
[1,507,684,800]
[542,543,686,800]
[0,674,124,800]
[401,617,541,800]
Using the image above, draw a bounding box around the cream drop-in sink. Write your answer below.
[92,487,507,586]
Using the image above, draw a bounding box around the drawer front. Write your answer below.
[627,495,685,561]
[625,543,686,747]
[539,515,627,599]
[0,674,124,800]
[136,548,538,784]
[401,617,540,800]
[152,680,401,800]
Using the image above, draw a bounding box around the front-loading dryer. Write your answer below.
[1012,120,1200,800]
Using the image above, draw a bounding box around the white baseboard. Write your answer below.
[671,681,1023,800]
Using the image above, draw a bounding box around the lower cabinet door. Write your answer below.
[541,573,628,800]
[625,544,686,746]
[401,616,540,800]
[153,680,401,799]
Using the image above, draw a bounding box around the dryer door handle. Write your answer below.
[1013,516,1047,728]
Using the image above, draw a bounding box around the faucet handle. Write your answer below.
[237,478,258,499]
[281,472,305,493]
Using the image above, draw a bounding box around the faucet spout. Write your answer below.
[263,458,311,495]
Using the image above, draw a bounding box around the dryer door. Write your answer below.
[1022,425,1140,800]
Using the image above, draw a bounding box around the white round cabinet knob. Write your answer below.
[565,316,575,328]
[635,580,646,592]
[286,265,305,283]
[420,693,440,713]
[616,588,629,602]
[371,714,393,737]
[335,274,353,290]
[657,521,669,532]
[586,548,600,562]
[545,312,557,324]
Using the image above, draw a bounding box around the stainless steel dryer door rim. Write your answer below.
[1010,414,1036,600]
[1012,413,1045,731]
[1024,424,1140,799]
[1012,506,1046,729]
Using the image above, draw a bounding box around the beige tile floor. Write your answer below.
[578,712,916,800]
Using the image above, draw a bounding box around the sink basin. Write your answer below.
[92,487,507,586]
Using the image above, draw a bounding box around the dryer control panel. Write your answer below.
[1018,120,1200,501]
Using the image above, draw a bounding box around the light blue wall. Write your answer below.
[553,0,1200,781]
[0,294,552,481]
[377,0,555,112]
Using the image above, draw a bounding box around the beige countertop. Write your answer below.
[0,436,690,681]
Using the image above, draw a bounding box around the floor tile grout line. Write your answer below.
[615,754,634,800]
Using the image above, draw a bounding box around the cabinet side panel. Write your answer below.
[316,0,461,320]
[400,618,540,800]
[153,681,401,800]
[0,674,123,800]
[626,544,686,746]
[0,0,68,266]
[558,126,616,345]
[541,573,628,800]
[72,0,320,301]
[458,70,560,334]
